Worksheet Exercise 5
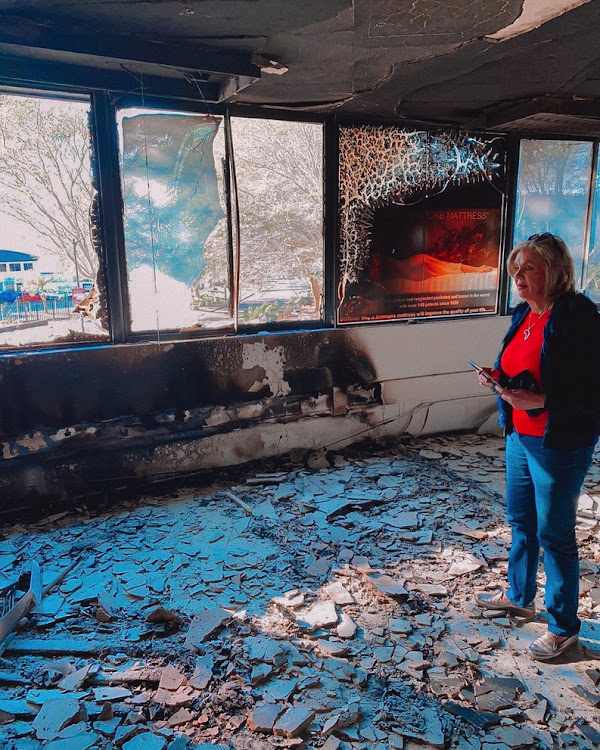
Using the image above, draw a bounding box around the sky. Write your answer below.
[0,214,64,274]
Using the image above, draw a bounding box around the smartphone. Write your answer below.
[467,359,502,390]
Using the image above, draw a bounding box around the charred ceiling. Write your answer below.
[1,1,600,131]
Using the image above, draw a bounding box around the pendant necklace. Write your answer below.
[523,305,551,340]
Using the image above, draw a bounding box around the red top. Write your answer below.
[500,308,551,437]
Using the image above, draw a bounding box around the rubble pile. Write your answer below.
[0,432,598,749]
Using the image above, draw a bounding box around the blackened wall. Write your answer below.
[0,316,507,502]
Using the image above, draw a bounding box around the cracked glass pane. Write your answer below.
[230,117,324,325]
[0,92,108,348]
[119,108,231,333]
[337,125,505,323]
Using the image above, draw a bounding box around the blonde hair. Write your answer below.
[507,233,575,300]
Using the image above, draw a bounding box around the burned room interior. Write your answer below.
[0,1,600,748]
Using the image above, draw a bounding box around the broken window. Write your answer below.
[513,139,594,306]
[0,92,108,348]
[118,108,231,333]
[230,117,324,324]
[337,126,505,323]
[119,110,324,334]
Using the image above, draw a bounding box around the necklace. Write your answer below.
[523,305,551,340]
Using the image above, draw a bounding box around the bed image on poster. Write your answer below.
[338,207,501,323]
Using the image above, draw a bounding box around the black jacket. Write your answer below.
[496,292,600,449]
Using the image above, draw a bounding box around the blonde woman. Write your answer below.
[475,233,600,660]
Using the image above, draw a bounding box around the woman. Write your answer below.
[475,232,600,661]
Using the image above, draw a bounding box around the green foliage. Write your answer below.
[240,294,314,324]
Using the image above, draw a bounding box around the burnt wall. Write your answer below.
[0,316,507,503]
[0,328,381,501]
[0,330,362,436]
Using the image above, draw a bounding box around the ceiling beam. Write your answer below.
[0,54,222,102]
[219,75,258,103]
[0,15,261,79]
[483,96,600,130]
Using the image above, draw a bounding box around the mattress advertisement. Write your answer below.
[338,206,501,323]
[336,125,505,324]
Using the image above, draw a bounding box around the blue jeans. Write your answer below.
[505,431,595,637]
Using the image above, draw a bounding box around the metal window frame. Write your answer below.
[334,117,511,326]
[2,70,599,355]
[505,133,600,313]
[0,80,331,352]
[0,85,116,353]
[111,99,329,341]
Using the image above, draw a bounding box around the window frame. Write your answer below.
[334,116,510,325]
[0,82,330,353]
[227,110,327,333]
[111,96,329,341]
[0,86,110,352]
[1,71,599,355]
[505,132,600,313]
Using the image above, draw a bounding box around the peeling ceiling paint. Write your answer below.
[486,0,591,42]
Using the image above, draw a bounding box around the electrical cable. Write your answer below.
[138,72,162,344]
[186,72,239,327]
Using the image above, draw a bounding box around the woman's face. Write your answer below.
[512,249,548,307]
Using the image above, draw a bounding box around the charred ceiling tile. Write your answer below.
[16,432,48,452]
[363,0,523,43]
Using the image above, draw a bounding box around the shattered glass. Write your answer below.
[337,126,505,323]
[120,110,231,332]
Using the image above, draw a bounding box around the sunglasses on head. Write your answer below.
[527,232,557,244]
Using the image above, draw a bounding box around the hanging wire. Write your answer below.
[185,72,239,327]
[138,72,162,343]
[117,64,237,333]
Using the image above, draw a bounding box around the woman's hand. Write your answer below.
[477,367,501,389]
[498,388,546,411]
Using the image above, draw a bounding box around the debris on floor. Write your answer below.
[0,431,599,749]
